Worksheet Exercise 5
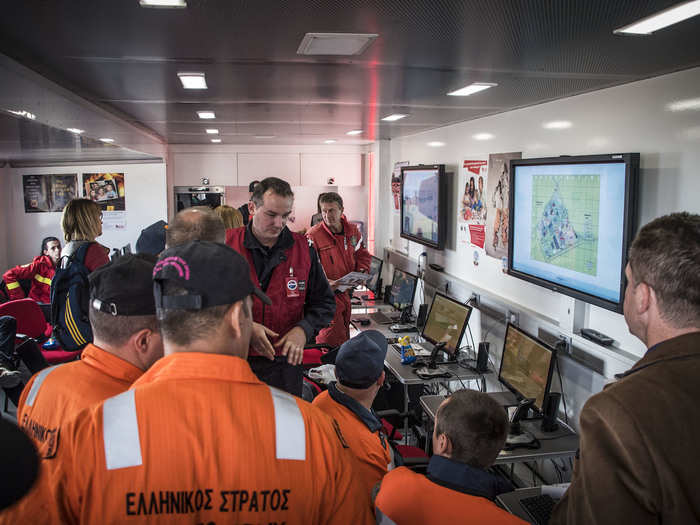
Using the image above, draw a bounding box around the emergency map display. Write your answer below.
[510,161,627,305]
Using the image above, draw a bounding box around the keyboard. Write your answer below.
[369,311,400,325]
[520,494,557,525]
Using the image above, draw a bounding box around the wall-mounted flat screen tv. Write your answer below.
[508,153,639,313]
[400,164,447,250]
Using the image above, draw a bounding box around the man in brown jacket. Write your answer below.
[551,212,700,525]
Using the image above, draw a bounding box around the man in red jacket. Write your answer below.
[306,192,371,347]
[3,237,61,304]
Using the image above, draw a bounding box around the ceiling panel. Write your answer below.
[0,0,698,148]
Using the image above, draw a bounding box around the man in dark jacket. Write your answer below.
[238,180,259,226]
[552,212,700,525]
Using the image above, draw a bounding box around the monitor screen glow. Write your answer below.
[389,269,417,310]
[421,293,472,355]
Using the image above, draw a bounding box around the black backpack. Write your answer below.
[50,242,93,351]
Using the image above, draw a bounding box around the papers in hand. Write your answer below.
[335,271,371,292]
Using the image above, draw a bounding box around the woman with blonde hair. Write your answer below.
[214,205,244,230]
[60,198,110,271]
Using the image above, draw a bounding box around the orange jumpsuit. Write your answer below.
[0,344,143,524]
[313,384,393,512]
[306,217,371,347]
[35,352,373,524]
[375,458,528,525]
[2,255,55,303]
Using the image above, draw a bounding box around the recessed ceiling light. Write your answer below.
[99,138,115,143]
[473,133,494,140]
[205,129,219,134]
[66,128,84,134]
[447,82,498,96]
[197,111,216,119]
[210,138,222,143]
[427,141,445,147]
[543,120,573,130]
[7,109,36,120]
[346,130,363,136]
[139,0,187,8]
[667,97,700,112]
[177,72,207,90]
[254,135,276,139]
[381,114,408,122]
[324,139,337,144]
[614,0,700,34]
[297,33,378,56]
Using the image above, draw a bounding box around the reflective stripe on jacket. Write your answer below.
[2,255,55,303]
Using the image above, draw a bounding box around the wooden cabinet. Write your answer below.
[300,153,362,186]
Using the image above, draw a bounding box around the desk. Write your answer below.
[383,346,492,443]
[420,394,579,465]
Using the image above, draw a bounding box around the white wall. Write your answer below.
[376,67,700,420]
[3,162,167,267]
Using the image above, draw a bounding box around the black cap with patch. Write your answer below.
[153,240,271,317]
[335,330,388,389]
[89,254,158,316]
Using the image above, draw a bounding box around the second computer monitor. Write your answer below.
[421,292,472,356]
[366,256,383,295]
[498,323,556,413]
[389,269,417,310]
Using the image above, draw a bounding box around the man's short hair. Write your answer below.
[250,177,294,207]
[166,207,225,247]
[89,309,158,347]
[158,282,250,346]
[434,389,508,468]
[628,212,700,327]
[248,180,260,193]
[318,192,344,210]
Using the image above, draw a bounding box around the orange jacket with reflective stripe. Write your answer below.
[0,344,143,525]
[2,255,55,303]
[375,466,528,525]
[34,353,373,525]
[313,388,391,510]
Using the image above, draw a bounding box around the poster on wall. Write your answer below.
[484,152,521,260]
[23,174,77,213]
[82,172,126,230]
[391,161,409,212]
[458,159,488,249]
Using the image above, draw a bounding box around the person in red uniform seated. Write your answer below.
[226,177,335,396]
[306,192,371,347]
[3,237,61,303]
[21,241,371,524]
[375,389,526,525]
[60,198,110,271]
[313,330,394,512]
[1,254,163,523]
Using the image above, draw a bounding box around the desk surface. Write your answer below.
[420,394,580,465]
[384,347,491,385]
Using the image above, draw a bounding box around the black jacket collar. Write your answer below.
[426,455,513,501]
[328,382,382,433]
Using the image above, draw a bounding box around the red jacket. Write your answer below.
[306,217,371,281]
[227,227,311,357]
[3,255,55,303]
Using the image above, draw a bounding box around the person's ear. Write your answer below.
[376,371,385,388]
[132,328,151,354]
[434,432,452,456]
[636,281,652,314]
[248,201,256,217]
[226,302,244,339]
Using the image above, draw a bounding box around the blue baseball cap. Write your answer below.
[335,330,388,389]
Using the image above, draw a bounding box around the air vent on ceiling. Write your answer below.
[297,33,378,56]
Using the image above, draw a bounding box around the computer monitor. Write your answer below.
[421,292,472,357]
[498,323,556,413]
[366,256,383,295]
[388,269,417,311]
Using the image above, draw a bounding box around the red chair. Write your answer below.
[0,299,81,364]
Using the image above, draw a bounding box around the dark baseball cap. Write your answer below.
[335,330,388,389]
[89,254,158,316]
[152,240,271,316]
[135,220,167,255]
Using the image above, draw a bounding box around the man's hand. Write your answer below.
[328,278,341,292]
[274,326,307,365]
[251,322,278,361]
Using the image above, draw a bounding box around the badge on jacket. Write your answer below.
[286,277,300,297]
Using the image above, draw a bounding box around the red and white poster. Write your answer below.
[458,159,488,249]
[485,152,521,259]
